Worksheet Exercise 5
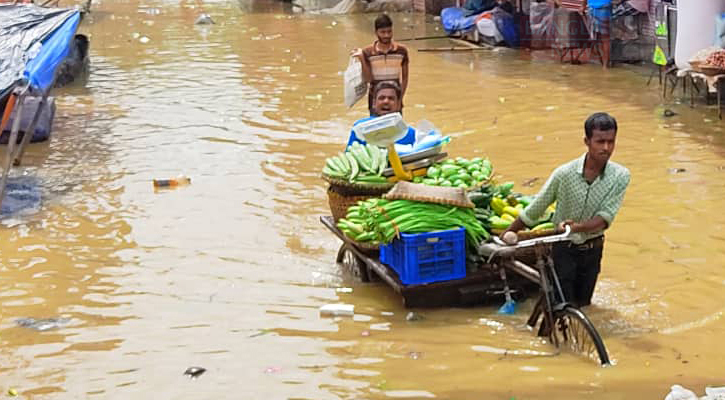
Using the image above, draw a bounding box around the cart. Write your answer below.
[321,217,610,365]
[320,215,535,308]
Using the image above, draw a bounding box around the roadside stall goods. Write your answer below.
[689,47,725,75]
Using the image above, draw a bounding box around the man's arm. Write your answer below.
[352,48,372,83]
[580,0,587,13]
[504,167,561,234]
[595,169,630,228]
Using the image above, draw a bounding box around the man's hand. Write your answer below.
[557,219,575,233]
[350,48,363,59]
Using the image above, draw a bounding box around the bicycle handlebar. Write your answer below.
[483,225,572,264]
[492,225,572,248]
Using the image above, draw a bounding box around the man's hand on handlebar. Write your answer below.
[557,219,576,233]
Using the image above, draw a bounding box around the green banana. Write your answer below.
[344,151,359,181]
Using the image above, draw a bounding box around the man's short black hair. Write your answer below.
[375,14,393,31]
[373,80,401,100]
[584,112,617,138]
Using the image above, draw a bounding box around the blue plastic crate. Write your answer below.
[380,228,466,285]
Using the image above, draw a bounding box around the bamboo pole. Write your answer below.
[13,94,47,166]
[0,92,17,135]
[418,47,490,52]
[0,89,27,209]
[398,35,452,42]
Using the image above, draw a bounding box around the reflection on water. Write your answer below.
[1,0,725,398]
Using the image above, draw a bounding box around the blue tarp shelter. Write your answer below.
[0,5,80,97]
[0,5,81,214]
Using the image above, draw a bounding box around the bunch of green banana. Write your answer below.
[337,198,489,248]
[322,142,388,184]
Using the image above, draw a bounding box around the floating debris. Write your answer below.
[405,311,424,321]
[663,109,677,117]
[15,317,70,331]
[522,177,540,187]
[319,303,354,317]
[183,366,206,379]
[194,14,215,25]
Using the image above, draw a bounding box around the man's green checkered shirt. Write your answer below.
[520,153,630,244]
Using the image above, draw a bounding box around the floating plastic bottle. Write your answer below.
[153,175,191,188]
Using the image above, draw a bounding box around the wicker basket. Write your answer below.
[327,186,377,222]
[322,174,394,197]
[699,64,725,76]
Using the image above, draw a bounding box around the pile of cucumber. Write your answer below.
[322,142,388,184]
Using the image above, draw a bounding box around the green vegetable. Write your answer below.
[344,151,359,181]
[441,164,460,178]
[426,166,441,178]
[488,216,512,230]
[497,182,514,198]
[337,198,490,247]
[367,144,380,173]
[531,222,555,231]
[518,196,533,208]
[354,174,388,183]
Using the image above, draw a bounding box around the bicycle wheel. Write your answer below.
[552,306,610,365]
[336,244,370,282]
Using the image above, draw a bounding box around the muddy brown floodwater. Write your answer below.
[1,1,725,399]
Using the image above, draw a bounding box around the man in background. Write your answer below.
[352,14,409,115]
[581,0,612,69]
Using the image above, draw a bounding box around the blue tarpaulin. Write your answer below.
[441,7,479,35]
[0,5,80,97]
[0,177,41,216]
[24,12,80,91]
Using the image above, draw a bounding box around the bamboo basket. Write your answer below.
[322,173,394,197]
[327,186,377,222]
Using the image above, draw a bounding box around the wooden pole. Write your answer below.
[398,35,452,42]
[0,89,26,210]
[418,47,490,52]
[13,94,47,166]
[0,92,17,135]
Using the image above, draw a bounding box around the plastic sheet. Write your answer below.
[0,5,79,96]
[0,177,41,216]
[441,7,479,34]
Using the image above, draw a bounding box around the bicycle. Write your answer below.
[480,226,611,366]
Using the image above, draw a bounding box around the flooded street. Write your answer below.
[2,0,725,398]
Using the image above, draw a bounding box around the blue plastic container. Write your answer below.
[380,228,466,285]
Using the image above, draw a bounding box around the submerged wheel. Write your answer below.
[552,306,610,365]
[336,244,370,282]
